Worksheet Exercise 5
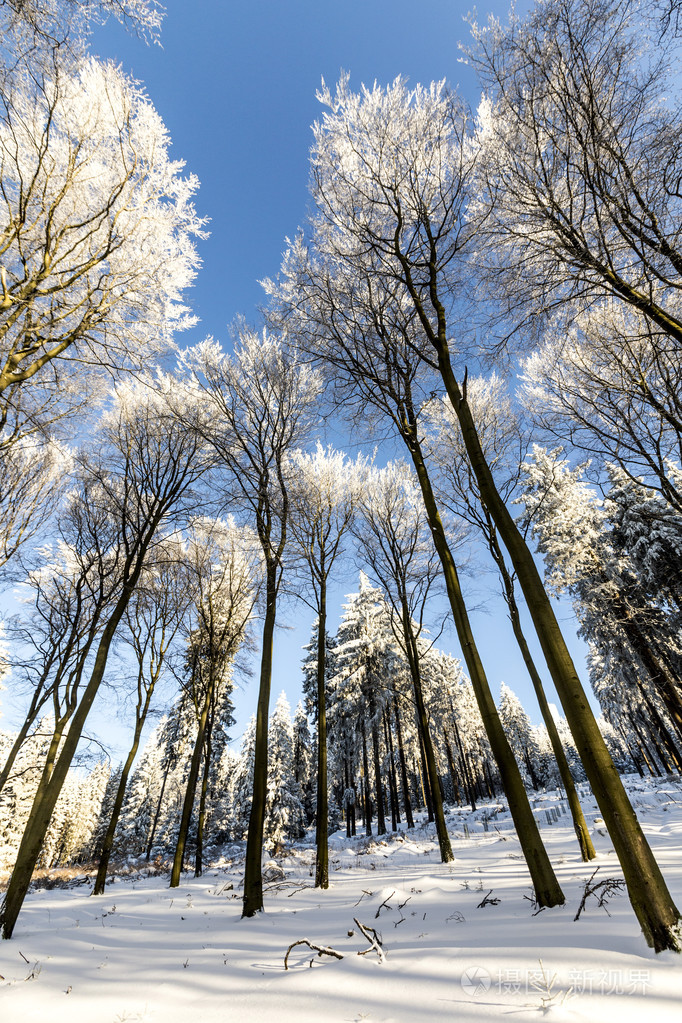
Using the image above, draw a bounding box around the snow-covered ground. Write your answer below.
[1,775,681,1023]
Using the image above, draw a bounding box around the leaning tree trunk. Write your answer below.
[0,587,136,940]
[93,681,156,895]
[170,671,216,887]
[437,353,680,950]
[492,540,596,861]
[403,423,564,907]
[400,600,453,862]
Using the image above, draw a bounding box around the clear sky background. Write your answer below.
[45,0,598,755]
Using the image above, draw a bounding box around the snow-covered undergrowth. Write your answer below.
[1,775,681,1022]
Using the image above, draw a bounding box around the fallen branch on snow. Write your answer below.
[354,918,385,963]
[283,917,386,969]
[284,939,344,969]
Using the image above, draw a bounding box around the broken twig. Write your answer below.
[284,939,344,970]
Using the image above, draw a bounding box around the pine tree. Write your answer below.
[522,448,682,746]
[498,684,542,791]
[265,693,304,852]
[292,702,314,830]
[231,716,257,842]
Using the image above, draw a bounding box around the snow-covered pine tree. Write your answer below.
[287,443,363,885]
[291,702,314,831]
[0,719,52,871]
[498,684,542,791]
[207,746,241,843]
[522,447,682,751]
[265,693,304,852]
[91,763,123,860]
[118,716,188,860]
[330,574,402,839]
[231,715,257,842]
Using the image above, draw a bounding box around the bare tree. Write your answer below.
[169,517,259,886]
[520,306,682,513]
[467,0,682,346]
[287,442,362,888]
[291,71,679,951]
[426,378,596,861]
[0,436,70,580]
[178,330,321,918]
[0,375,207,939]
[0,56,203,446]
[267,243,565,909]
[92,544,192,896]
[353,460,455,863]
[0,0,163,47]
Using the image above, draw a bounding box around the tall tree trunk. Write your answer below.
[483,757,495,799]
[451,714,477,812]
[242,564,277,918]
[344,758,353,839]
[630,713,663,777]
[404,425,563,907]
[443,729,462,804]
[416,721,435,822]
[437,355,680,948]
[620,603,682,741]
[146,759,172,860]
[392,695,414,828]
[619,724,645,778]
[527,748,539,793]
[383,709,400,828]
[315,580,329,889]
[638,684,682,774]
[414,754,426,811]
[400,601,453,860]
[371,724,387,836]
[490,537,596,860]
[195,708,215,877]
[361,722,372,836]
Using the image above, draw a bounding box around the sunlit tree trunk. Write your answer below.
[437,357,679,947]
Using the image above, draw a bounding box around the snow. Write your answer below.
[2,774,681,1022]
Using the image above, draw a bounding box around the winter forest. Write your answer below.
[1,0,682,1020]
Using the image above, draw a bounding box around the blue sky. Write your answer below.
[91,0,514,343]
[80,0,596,751]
